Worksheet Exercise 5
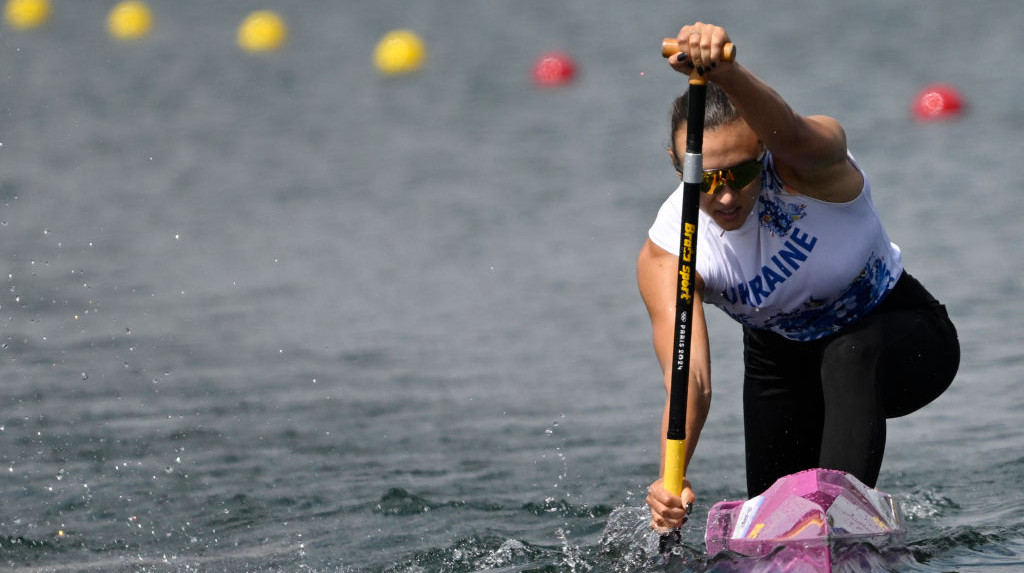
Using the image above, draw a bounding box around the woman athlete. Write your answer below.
[640,22,959,531]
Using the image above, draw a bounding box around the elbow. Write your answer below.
[688,373,712,410]
[696,384,712,410]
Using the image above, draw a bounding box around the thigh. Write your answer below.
[856,272,960,417]
[875,306,959,418]
[742,328,825,496]
[827,304,959,418]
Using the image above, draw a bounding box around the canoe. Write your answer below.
[705,468,906,570]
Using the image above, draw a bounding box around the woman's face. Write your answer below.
[673,120,763,232]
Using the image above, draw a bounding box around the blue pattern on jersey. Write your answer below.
[755,253,896,341]
[757,154,806,237]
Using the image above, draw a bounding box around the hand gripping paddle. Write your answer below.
[657,37,735,556]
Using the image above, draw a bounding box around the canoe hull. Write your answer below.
[705,469,906,569]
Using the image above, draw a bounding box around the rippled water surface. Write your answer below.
[1,1,1022,572]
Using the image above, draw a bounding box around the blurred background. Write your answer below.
[1,1,1022,571]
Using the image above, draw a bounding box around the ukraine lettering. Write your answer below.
[721,226,818,307]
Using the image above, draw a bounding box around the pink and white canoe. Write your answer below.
[705,469,906,571]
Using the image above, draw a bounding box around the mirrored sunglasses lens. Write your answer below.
[701,171,721,194]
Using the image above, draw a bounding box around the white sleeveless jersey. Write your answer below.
[648,152,902,341]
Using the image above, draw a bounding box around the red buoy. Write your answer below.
[912,83,964,120]
[532,51,576,87]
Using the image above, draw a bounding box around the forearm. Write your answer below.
[686,371,712,467]
[712,64,806,151]
[659,372,711,478]
[713,65,847,168]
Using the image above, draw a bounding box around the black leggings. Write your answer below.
[741,272,959,497]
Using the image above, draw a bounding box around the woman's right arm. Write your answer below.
[637,238,713,530]
[668,22,863,203]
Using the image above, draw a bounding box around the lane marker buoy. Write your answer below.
[531,51,576,87]
[912,83,965,120]
[107,1,153,41]
[4,0,50,30]
[237,10,287,53]
[373,29,426,76]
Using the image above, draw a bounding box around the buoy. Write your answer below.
[531,51,576,87]
[912,83,964,120]
[107,1,152,41]
[373,29,426,76]
[4,0,50,30]
[237,10,288,53]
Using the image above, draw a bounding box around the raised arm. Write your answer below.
[667,23,864,203]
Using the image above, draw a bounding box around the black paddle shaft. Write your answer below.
[658,80,705,559]
[666,81,706,444]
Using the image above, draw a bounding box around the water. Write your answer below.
[1,1,1022,571]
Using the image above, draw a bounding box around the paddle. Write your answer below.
[656,37,735,556]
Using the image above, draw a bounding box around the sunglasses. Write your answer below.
[692,148,766,194]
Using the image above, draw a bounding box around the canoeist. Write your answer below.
[640,22,960,531]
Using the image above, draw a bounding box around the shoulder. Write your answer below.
[637,239,706,301]
[771,116,864,203]
[637,239,675,276]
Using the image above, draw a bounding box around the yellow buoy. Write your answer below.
[107,1,152,41]
[237,10,287,53]
[373,29,426,76]
[4,0,50,30]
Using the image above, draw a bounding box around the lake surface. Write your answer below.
[1,1,1022,571]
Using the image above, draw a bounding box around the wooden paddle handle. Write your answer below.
[661,38,736,61]
[662,39,735,85]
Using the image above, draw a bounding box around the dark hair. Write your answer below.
[669,83,740,165]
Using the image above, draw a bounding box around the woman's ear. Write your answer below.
[668,147,683,179]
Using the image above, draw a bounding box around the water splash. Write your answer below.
[374,488,434,516]
[381,535,546,573]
